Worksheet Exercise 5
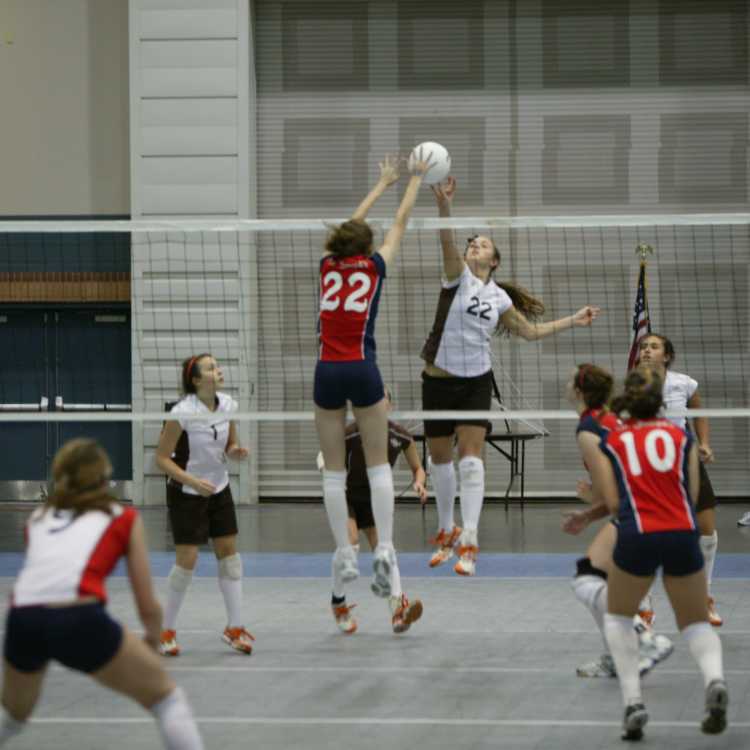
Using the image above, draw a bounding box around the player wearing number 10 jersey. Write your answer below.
[314,152,435,605]
[586,367,727,741]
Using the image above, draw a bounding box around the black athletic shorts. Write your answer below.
[167,483,238,545]
[347,491,375,530]
[4,602,123,674]
[695,461,717,513]
[613,529,704,577]
[422,370,492,438]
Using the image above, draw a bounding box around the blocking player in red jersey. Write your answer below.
[0,439,203,749]
[562,364,672,679]
[314,151,433,600]
[586,367,727,741]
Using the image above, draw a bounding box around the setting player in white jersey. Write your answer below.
[638,333,722,626]
[156,354,253,656]
[422,176,601,574]
[1,439,203,749]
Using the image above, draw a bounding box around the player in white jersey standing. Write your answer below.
[156,354,253,656]
[1,439,203,749]
[638,333,722,626]
[423,177,601,575]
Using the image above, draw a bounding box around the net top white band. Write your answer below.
[1,213,749,233]
[1,409,748,422]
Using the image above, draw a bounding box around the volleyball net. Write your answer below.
[0,214,748,500]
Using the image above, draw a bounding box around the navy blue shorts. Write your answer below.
[613,530,704,577]
[4,602,123,673]
[314,359,384,410]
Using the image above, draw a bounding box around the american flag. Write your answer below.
[627,262,651,371]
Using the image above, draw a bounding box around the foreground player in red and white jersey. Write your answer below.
[586,367,727,741]
[1,439,203,749]
[315,151,433,599]
[562,364,672,679]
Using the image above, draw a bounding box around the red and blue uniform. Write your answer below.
[314,252,386,409]
[602,418,703,577]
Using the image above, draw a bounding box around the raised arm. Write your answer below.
[351,154,400,222]
[378,150,434,266]
[430,177,464,282]
[500,304,600,342]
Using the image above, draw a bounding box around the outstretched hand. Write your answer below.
[431,176,456,206]
[572,306,601,327]
[408,145,437,177]
[378,154,400,187]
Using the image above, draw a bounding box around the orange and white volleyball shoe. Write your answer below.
[222,626,255,654]
[332,602,358,635]
[428,526,462,568]
[390,594,423,634]
[454,529,479,576]
[159,629,180,657]
[707,597,723,627]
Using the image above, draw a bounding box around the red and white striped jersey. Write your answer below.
[602,419,696,534]
[13,504,137,606]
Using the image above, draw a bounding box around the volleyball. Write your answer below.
[408,141,451,185]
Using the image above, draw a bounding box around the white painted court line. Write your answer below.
[29,717,750,728]
[165,665,750,676]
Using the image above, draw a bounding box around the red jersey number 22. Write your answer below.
[320,271,372,313]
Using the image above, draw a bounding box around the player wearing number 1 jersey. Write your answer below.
[314,152,434,601]
[424,177,601,575]
[585,367,727,741]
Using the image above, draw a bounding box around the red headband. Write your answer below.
[577,365,590,389]
[186,356,198,379]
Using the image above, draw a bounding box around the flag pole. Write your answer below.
[636,243,654,333]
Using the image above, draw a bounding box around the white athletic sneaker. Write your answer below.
[622,702,648,741]
[454,528,478,576]
[576,653,616,678]
[332,602,357,635]
[737,511,750,527]
[333,545,359,584]
[634,615,674,675]
[371,544,396,598]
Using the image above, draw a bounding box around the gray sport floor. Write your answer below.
[2,503,749,749]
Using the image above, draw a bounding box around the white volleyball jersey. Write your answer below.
[170,392,238,495]
[421,265,513,378]
[661,370,698,430]
[13,504,137,606]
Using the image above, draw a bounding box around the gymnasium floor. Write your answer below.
[1,503,749,749]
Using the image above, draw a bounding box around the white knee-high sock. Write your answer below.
[683,621,724,687]
[217,553,243,628]
[571,560,609,652]
[430,460,456,532]
[458,456,484,533]
[164,565,193,631]
[331,552,347,599]
[604,613,642,706]
[151,687,204,750]
[700,532,718,588]
[390,558,402,599]
[323,470,350,549]
[638,590,653,613]
[0,707,25,746]
[367,464,394,548]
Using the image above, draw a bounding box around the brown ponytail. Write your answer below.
[497,281,546,321]
[610,366,664,420]
[46,439,115,517]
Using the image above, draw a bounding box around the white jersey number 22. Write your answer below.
[321,271,372,313]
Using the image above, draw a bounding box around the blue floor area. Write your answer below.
[1,552,749,578]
